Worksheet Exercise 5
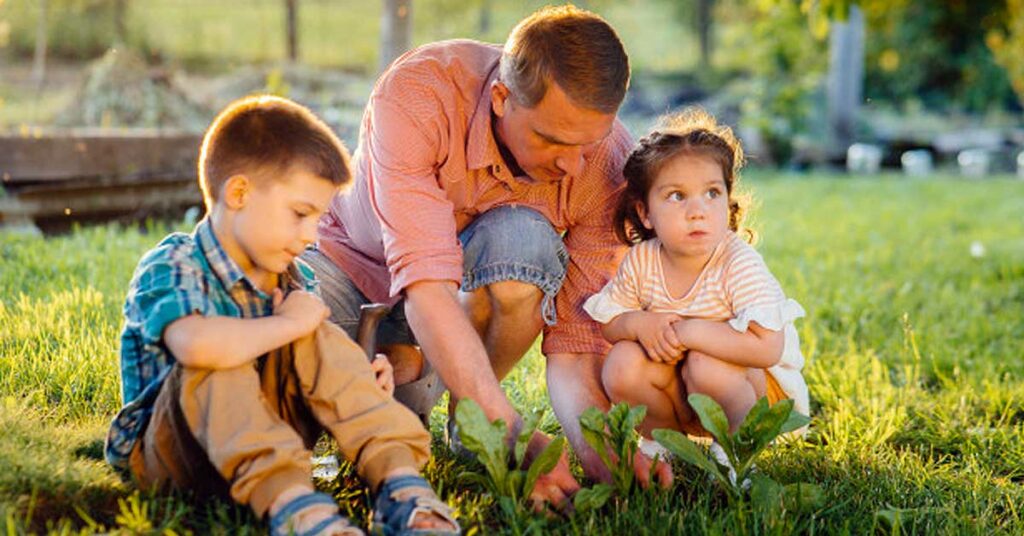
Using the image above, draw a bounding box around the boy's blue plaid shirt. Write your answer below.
[104,218,317,471]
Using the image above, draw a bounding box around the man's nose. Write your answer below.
[554,146,586,177]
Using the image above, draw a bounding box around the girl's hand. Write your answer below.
[632,312,685,362]
[371,354,395,396]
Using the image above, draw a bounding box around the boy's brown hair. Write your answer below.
[198,95,351,208]
[500,5,629,114]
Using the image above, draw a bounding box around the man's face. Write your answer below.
[490,80,617,183]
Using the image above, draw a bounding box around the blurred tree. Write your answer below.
[32,0,46,86]
[380,0,412,73]
[988,0,1024,108]
[286,0,298,63]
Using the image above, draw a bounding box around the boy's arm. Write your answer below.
[673,319,784,368]
[165,289,329,369]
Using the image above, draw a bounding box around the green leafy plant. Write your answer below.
[653,394,820,507]
[454,399,565,515]
[577,403,650,504]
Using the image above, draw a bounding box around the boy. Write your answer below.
[105,96,459,536]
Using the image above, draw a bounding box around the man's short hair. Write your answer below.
[499,5,629,114]
[198,95,351,208]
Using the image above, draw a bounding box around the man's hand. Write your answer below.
[371,354,395,396]
[632,312,685,363]
[632,449,673,490]
[272,288,329,336]
[524,431,580,513]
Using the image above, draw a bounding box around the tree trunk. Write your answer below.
[286,0,299,63]
[379,0,412,74]
[696,0,713,70]
[32,0,48,88]
[827,5,865,160]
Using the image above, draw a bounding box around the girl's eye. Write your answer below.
[706,188,722,199]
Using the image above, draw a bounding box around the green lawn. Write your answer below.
[1,175,1023,534]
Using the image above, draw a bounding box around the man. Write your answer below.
[304,5,672,509]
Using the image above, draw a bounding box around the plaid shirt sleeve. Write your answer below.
[130,252,215,346]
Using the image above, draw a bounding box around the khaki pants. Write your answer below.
[128,321,431,518]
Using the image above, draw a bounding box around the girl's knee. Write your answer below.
[681,351,746,393]
[602,341,646,401]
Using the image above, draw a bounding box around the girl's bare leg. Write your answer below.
[680,350,767,432]
[601,341,693,437]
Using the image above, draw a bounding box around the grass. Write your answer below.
[1,175,1023,534]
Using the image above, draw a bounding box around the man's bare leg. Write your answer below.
[546,352,613,483]
[459,280,545,381]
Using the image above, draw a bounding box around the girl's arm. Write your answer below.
[602,311,685,363]
[673,318,783,369]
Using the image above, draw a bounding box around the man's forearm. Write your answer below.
[404,280,520,427]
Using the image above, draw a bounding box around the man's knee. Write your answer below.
[487,279,543,315]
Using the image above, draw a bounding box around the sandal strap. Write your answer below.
[269,491,343,535]
[374,476,460,535]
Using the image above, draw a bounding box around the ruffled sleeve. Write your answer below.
[728,299,805,333]
[582,242,646,324]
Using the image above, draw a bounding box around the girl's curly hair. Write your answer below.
[615,107,754,245]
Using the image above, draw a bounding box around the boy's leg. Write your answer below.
[601,340,694,437]
[282,322,431,493]
[133,364,317,518]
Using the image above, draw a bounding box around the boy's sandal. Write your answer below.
[270,491,365,536]
[372,475,461,535]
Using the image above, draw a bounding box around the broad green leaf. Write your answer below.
[523,436,565,497]
[573,483,614,512]
[624,405,648,433]
[779,409,811,435]
[515,408,543,468]
[579,407,614,470]
[742,399,794,461]
[750,472,783,520]
[782,482,825,513]
[687,394,733,454]
[652,429,726,482]
[458,471,495,493]
[505,470,526,499]
[455,399,509,488]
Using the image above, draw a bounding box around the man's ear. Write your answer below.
[637,201,653,230]
[222,174,251,210]
[490,80,511,118]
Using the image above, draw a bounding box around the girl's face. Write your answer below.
[638,153,729,262]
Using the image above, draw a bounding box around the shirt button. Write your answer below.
[493,164,502,174]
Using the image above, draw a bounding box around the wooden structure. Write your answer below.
[0,129,203,231]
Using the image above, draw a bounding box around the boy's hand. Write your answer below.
[371,354,395,396]
[633,312,685,363]
[272,288,330,336]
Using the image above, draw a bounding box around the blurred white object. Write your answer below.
[900,150,933,176]
[1017,151,1024,179]
[970,241,986,258]
[312,455,340,481]
[958,149,991,178]
[847,143,883,174]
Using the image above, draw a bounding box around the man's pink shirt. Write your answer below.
[317,40,632,355]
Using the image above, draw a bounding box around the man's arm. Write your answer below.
[403,280,519,425]
[165,289,328,369]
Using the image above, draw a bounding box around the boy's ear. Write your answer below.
[222,174,251,210]
[636,201,653,230]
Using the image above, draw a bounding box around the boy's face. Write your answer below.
[227,164,336,277]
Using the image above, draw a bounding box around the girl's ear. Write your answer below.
[222,174,251,210]
[636,200,653,230]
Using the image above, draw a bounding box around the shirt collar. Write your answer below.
[195,218,259,295]
[465,66,511,181]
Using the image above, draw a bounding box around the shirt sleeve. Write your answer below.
[128,249,214,345]
[582,245,644,323]
[722,248,788,321]
[543,123,633,356]
[364,88,464,298]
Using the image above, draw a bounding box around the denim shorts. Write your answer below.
[303,205,569,346]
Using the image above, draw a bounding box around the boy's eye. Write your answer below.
[293,209,309,219]
[668,191,684,201]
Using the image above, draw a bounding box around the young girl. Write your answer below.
[584,108,808,460]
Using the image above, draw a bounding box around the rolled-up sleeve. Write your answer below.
[364,91,463,298]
